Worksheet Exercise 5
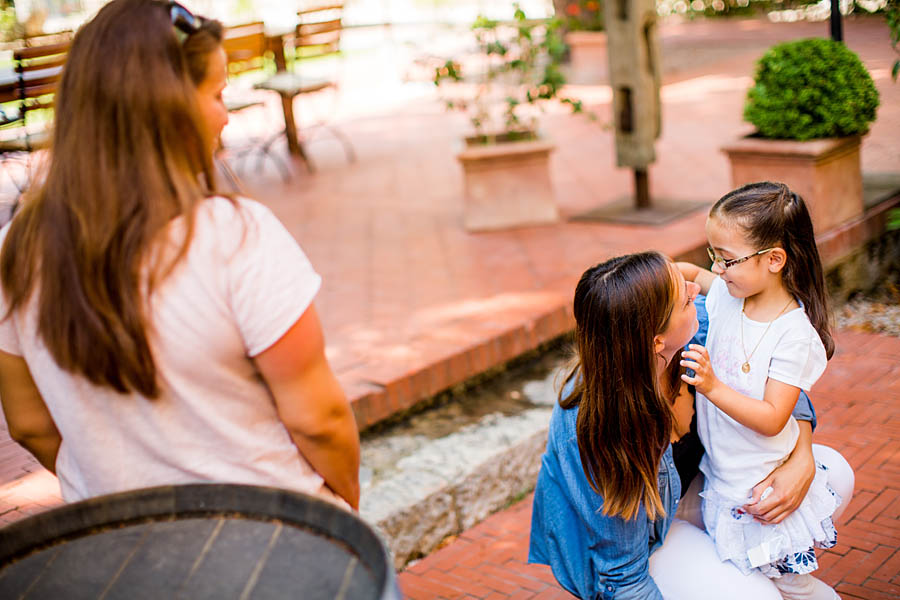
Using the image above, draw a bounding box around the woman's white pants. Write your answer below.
[649,444,854,600]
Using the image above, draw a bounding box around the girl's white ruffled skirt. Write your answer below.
[701,462,840,578]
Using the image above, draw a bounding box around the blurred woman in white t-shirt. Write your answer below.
[0,0,360,510]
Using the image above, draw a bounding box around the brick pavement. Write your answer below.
[245,16,900,430]
[399,331,900,600]
[0,13,898,584]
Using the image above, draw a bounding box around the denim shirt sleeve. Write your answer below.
[689,294,816,429]
[691,294,710,347]
[792,390,816,429]
[529,396,669,600]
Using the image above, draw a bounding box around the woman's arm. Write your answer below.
[670,380,694,443]
[254,304,361,510]
[681,344,798,436]
[0,350,60,472]
[675,262,716,296]
[742,420,815,524]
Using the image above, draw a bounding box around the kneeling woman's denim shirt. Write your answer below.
[528,295,814,599]
[528,397,681,600]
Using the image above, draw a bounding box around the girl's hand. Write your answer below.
[679,344,719,397]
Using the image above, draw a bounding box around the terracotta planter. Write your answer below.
[721,135,863,235]
[457,134,558,232]
[564,31,607,85]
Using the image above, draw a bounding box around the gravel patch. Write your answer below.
[836,293,900,337]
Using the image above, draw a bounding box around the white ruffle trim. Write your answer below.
[701,462,840,577]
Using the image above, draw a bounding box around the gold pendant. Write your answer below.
[742,362,751,373]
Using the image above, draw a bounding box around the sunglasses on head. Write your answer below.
[167,1,203,42]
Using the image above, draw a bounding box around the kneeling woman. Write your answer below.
[528,251,851,599]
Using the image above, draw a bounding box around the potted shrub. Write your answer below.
[556,0,607,84]
[434,5,584,232]
[722,38,879,234]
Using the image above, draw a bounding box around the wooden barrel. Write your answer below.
[0,484,399,599]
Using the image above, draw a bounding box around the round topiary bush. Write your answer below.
[744,38,879,141]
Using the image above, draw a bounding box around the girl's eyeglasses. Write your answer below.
[167,1,203,42]
[706,247,777,270]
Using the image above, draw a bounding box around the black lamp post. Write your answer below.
[830,0,843,42]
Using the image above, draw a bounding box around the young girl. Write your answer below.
[678,182,841,600]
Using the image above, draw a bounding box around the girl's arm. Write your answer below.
[675,262,716,296]
[254,304,361,510]
[0,350,60,473]
[680,344,798,436]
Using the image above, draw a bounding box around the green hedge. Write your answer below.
[744,38,879,141]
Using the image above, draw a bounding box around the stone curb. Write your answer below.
[359,376,558,571]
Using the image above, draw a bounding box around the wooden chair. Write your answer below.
[0,40,68,209]
[254,3,355,172]
[222,21,269,112]
[9,41,68,150]
[220,21,291,183]
[22,30,73,48]
[0,78,26,218]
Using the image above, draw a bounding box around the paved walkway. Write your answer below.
[398,331,900,600]
[0,14,898,592]
[242,16,900,430]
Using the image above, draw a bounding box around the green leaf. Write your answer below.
[887,208,900,231]
[486,41,507,56]
[513,4,526,21]
[471,15,498,30]
[561,98,584,114]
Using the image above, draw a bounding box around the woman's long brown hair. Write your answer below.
[0,0,224,397]
[560,251,677,521]
[710,181,834,359]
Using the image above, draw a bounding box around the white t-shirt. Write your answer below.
[696,277,827,501]
[0,197,329,503]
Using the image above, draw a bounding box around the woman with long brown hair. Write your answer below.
[528,251,853,599]
[0,0,359,509]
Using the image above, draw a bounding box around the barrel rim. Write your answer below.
[0,483,394,596]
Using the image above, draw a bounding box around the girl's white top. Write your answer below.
[696,277,827,502]
[0,197,330,503]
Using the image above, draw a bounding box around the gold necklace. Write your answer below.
[740,298,794,374]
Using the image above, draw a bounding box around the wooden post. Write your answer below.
[604,0,662,208]
[635,168,650,209]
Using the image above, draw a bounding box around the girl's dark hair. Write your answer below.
[560,251,677,521]
[0,0,225,397]
[710,181,834,359]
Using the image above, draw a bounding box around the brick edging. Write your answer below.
[348,303,574,430]
[346,191,899,431]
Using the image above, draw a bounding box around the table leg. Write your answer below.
[266,33,311,166]
[279,92,301,157]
